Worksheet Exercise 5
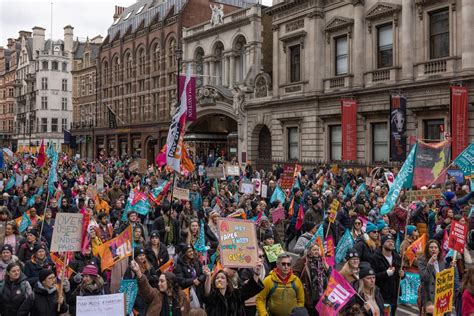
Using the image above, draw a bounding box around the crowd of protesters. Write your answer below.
[0,148,473,316]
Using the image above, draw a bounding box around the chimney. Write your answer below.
[113,6,125,21]
[32,26,46,57]
[90,35,103,44]
[63,25,74,53]
[7,38,15,50]
[18,30,32,40]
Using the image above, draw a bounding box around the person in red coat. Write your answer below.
[461,267,474,316]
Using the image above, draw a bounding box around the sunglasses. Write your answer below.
[354,222,362,225]
[259,255,264,258]
[280,262,291,267]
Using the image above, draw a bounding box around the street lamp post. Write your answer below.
[175,47,183,108]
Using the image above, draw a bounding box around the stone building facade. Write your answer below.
[0,39,18,148]
[245,0,474,168]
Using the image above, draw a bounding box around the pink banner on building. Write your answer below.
[341,99,358,161]
[450,86,468,159]
[179,75,197,122]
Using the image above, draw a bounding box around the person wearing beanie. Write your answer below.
[303,196,324,225]
[18,268,68,316]
[69,244,101,280]
[339,248,360,283]
[145,230,170,271]
[152,205,180,252]
[376,219,391,237]
[354,222,379,267]
[174,243,206,300]
[256,215,281,247]
[67,263,106,315]
[293,222,317,256]
[373,234,403,316]
[23,244,55,286]
[0,244,19,281]
[400,225,420,269]
[17,228,45,263]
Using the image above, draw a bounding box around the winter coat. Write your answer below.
[174,255,206,290]
[69,252,101,276]
[23,256,56,286]
[17,241,47,263]
[256,270,305,316]
[144,243,169,270]
[136,274,189,316]
[293,232,313,256]
[354,237,378,267]
[37,219,54,247]
[203,276,264,316]
[152,215,180,247]
[418,256,447,305]
[293,256,330,310]
[0,273,33,316]
[18,282,68,316]
[303,207,323,225]
[342,284,385,316]
[66,276,106,315]
[372,249,403,305]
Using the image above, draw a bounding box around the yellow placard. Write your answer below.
[434,267,454,316]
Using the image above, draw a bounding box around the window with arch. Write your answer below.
[194,47,204,87]
[168,38,176,68]
[102,61,109,85]
[151,42,160,72]
[137,48,146,76]
[234,35,246,83]
[124,51,133,78]
[113,56,120,82]
[214,41,224,85]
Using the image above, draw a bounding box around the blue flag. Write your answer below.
[270,186,285,204]
[335,229,355,264]
[0,151,4,169]
[5,176,15,191]
[305,223,324,249]
[343,183,353,198]
[381,144,417,215]
[19,212,32,233]
[27,195,36,208]
[194,220,209,254]
[395,232,401,253]
[119,279,138,315]
[454,143,474,176]
[354,183,366,199]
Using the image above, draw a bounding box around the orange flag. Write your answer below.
[404,233,427,266]
[96,225,133,271]
[159,258,174,273]
[181,145,195,173]
[288,197,295,217]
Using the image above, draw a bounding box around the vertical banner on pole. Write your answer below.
[450,86,468,159]
[179,75,197,122]
[341,99,358,161]
[389,94,407,161]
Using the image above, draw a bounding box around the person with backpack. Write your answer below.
[0,262,33,316]
[256,253,305,316]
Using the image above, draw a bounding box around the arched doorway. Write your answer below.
[256,125,272,170]
[146,138,158,164]
[186,114,238,164]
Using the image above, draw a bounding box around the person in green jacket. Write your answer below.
[256,253,305,316]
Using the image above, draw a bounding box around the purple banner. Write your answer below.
[390,94,407,162]
[179,75,197,122]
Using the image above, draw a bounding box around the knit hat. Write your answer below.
[345,248,360,261]
[1,244,13,254]
[359,264,376,279]
[263,230,274,240]
[82,264,98,277]
[27,228,39,238]
[406,225,417,236]
[33,244,47,253]
[181,244,194,255]
[39,269,54,283]
[150,231,160,239]
[444,191,455,202]
[381,233,395,246]
[304,221,316,233]
[365,222,377,234]
[376,219,387,231]
[134,247,146,259]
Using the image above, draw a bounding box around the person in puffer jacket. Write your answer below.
[0,262,34,316]
[256,253,304,316]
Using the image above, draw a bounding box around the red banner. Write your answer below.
[451,86,468,159]
[341,99,357,161]
[179,75,197,122]
[448,220,467,254]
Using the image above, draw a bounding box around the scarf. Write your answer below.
[273,268,293,285]
[307,255,326,300]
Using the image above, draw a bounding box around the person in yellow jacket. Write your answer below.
[95,192,111,214]
[256,253,305,316]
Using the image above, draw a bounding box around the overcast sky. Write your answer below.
[0,0,272,46]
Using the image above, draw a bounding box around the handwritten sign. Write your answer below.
[261,184,268,198]
[448,220,468,253]
[328,200,340,223]
[173,187,189,201]
[252,179,262,195]
[129,160,139,172]
[239,182,255,195]
[217,218,258,268]
[271,207,285,224]
[96,174,104,191]
[263,244,285,263]
[50,213,83,252]
[86,185,98,200]
[226,165,240,176]
[405,189,442,202]
[434,267,454,316]
[137,159,147,174]
[77,293,125,316]
[206,166,224,179]
[280,165,295,190]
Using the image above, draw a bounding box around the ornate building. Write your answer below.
[0,38,18,148]
[244,0,474,168]
[82,0,256,163]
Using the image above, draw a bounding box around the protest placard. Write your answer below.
[76,293,125,316]
[252,179,262,195]
[270,207,285,224]
[217,218,258,268]
[138,159,147,174]
[97,225,133,270]
[50,213,83,252]
[261,184,268,198]
[173,187,189,201]
[447,169,465,184]
[226,165,240,176]
[129,160,139,172]
[280,165,295,190]
[119,279,138,315]
[239,182,255,195]
[263,244,284,263]
[434,267,454,316]
[405,189,442,202]
[328,200,340,223]
[316,270,356,315]
[86,185,98,200]
[96,174,104,191]
[448,220,468,253]
[206,166,224,179]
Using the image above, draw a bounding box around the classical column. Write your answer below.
[229,54,235,88]
[204,61,210,86]
[462,0,474,71]
[127,133,132,157]
[209,59,215,86]
[401,0,414,81]
[352,0,365,87]
[223,57,228,86]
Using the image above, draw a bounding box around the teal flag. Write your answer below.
[395,232,401,253]
[381,144,417,215]
[335,229,354,264]
[305,223,324,249]
[27,195,35,207]
[194,220,209,254]
[270,186,285,204]
[343,183,353,198]
[354,183,366,199]
[119,279,138,315]
[5,176,15,191]
[19,212,32,233]
[454,143,474,176]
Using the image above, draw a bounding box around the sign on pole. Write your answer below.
[448,220,468,253]
[434,267,455,316]
[173,187,189,201]
[405,189,442,202]
[76,293,125,316]
[217,218,258,268]
[50,213,83,252]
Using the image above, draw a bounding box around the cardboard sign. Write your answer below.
[271,207,285,224]
[405,189,442,202]
[448,220,468,253]
[261,184,268,198]
[263,244,285,263]
[96,174,104,191]
[138,159,147,174]
[129,160,139,172]
[76,293,125,316]
[86,185,98,200]
[280,165,295,190]
[239,182,255,195]
[50,213,83,252]
[328,200,340,223]
[173,187,189,201]
[217,218,259,268]
[252,179,262,195]
[206,166,224,179]
[226,165,240,176]
[434,267,455,316]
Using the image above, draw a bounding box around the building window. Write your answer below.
[138,48,146,76]
[62,97,67,111]
[62,118,67,131]
[52,61,58,70]
[214,42,224,85]
[430,8,449,59]
[289,45,301,83]
[377,24,393,68]
[102,61,109,85]
[62,62,67,71]
[41,77,48,90]
[330,125,342,160]
[287,127,299,160]
[51,118,58,132]
[41,118,48,132]
[113,57,120,82]
[423,119,444,142]
[125,52,132,77]
[335,36,348,75]
[41,96,48,110]
[42,61,48,70]
[62,79,67,91]
[152,44,160,72]
[372,123,388,162]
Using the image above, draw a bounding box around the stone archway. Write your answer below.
[250,123,272,170]
[145,137,158,165]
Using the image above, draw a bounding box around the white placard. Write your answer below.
[239,182,255,194]
[77,293,125,316]
[96,174,104,191]
[252,178,262,195]
[261,184,268,198]
[173,187,189,201]
[226,165,240,176]
[50,213,83,252]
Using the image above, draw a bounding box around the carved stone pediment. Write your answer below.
[197,85,233,107]
[254,73,272,99]
[324,16,354,34]
[365,2,401,21]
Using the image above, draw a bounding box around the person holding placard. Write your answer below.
[67,264,106,315]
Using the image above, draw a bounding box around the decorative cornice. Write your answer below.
[324,16,354,34]
[352,0,365,7]
[365,2,401,33]
[279,30,307,52]
[307,9,324,19]
[415,0,455,20]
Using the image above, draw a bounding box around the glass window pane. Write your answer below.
[378,24,393,47]
[373,123,388,162]
[288,127,299,160]
[336,37,347,55]
[330,125,342,161]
